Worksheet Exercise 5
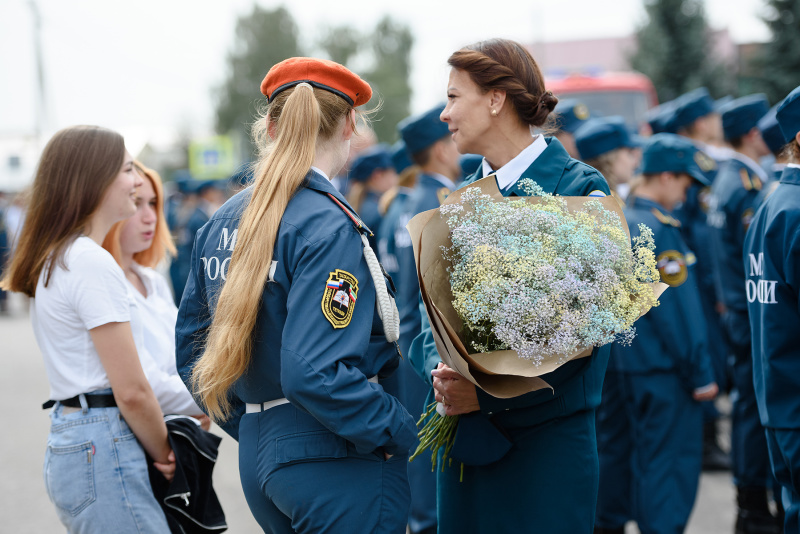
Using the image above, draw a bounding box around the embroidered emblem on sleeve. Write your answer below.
[437,187,451,205]
[322,269,359,328]
[656,250,688,287]
[588,190,607,198]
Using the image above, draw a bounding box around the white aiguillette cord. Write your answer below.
[361,233,400,343]
[325,192,399,343]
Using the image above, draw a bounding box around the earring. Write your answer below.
[491,109,498,116]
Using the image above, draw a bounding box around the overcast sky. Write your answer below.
[0,0,771,149]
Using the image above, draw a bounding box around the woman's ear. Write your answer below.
[267,116,278,141]
[342,109,356,141]
[489,89,507,114]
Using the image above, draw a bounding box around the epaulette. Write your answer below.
[739,168,763,192]
[651,208,681,228]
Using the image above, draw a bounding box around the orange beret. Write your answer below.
[260,57,372,107]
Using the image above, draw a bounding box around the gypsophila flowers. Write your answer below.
[440,181,659,365]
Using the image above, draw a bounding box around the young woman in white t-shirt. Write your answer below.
[0,126,174,533]
[102,162,209,424]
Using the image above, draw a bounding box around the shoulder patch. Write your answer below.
[650,208,681,228]
[322,269,359,328]
[656,250,688,287]
[437,187,451,205]
[587,190,606,198]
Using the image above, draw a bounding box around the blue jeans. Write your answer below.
[44,391,169,533]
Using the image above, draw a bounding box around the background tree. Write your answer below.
[630,0,735,102]
[214,6,303,138]
[360,16,414,143]
[750,0,800,103]
[318,25,362,66]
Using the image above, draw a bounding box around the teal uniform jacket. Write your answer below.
[408,137,611,534]
[744,165,800,532]
[744,165,800,430]
[409,138,611,420]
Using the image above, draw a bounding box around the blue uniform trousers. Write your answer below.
[765,428,800,533]
[726,327,771,488]
[437,409,598,534]
[596,368,633,530]
[238,403,411,534]
[622,371,703,534]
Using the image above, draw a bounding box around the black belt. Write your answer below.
[42,393,117,410]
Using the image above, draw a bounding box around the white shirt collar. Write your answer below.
[427,172,457,190]
[730,151,769,182]
[311,166,330,181]
[787,163,800,170]
[481,135,547,190]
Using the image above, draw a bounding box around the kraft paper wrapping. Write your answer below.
[407,176,667,399]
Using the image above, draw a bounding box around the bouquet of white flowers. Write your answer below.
[406,177,665,474]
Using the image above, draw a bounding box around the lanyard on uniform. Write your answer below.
[326,193,400,344]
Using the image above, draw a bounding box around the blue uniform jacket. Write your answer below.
[708,156,768,341]
[616,196,715,389]
[175,170,417,455]
[376,188,412,287]
[408,137,612,431]
[744,166,800,429]
[395,174,454,346]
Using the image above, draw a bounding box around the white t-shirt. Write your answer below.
[31,236,132,400]
[128,262,202,415]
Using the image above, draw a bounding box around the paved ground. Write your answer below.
[1,293,738,533]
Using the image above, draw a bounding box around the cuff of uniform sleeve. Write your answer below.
[691,362,716,392]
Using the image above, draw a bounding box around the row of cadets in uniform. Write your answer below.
[744,84,800,534]
[384,104,461,534]
[707,94,784,534]
[663,88,734,474]
[594,134,719,534]
[345,144,397,251]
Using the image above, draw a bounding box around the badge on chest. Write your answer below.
[322,269,359,328]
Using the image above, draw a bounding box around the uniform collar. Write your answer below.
[730,151,769,182]
[780,165,800,185]
[478,137,570,197]
[481,134,547,191]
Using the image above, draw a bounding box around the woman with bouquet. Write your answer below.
[408,38,612,533]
